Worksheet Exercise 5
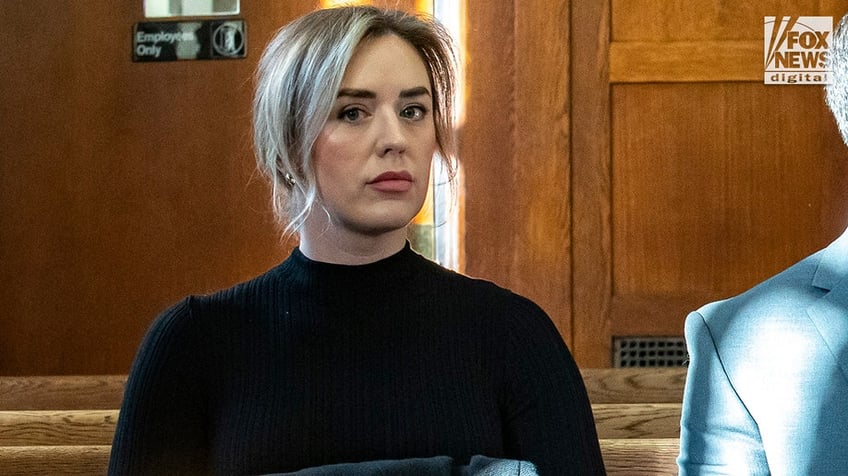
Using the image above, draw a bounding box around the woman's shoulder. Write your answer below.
[144,259,291,335]
[190,256,299,309]
[424,265,555,337]
[437,267,546,314]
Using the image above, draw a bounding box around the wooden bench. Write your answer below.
[600,438,680,475]
[0,410,118,446]
[593,403,681,439]
[581,367,686,404]
[0,369,686,474]
[0,368,687,409]
[0,405,680,445]
[0,440,680,476]
[0,375,126,411]
[0,445,111,475]
[585,367,684,474]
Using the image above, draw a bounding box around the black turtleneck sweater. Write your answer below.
[108,244,604,475]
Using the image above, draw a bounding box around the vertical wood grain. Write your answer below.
[461,0,573,344]
[612,83,848,297]
[460,1,517,285]
[511,0,573,341]
[571,0,613,366]
[572,0,848,366]
[0,0,314,374]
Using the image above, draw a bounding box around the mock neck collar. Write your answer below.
[283,241,421,281]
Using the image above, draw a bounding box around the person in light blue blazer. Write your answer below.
[678,12,848,476]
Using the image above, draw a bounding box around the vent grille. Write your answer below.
[613,336,688,367]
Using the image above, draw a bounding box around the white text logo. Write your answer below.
[764,16,832,85]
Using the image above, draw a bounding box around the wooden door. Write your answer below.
[572,0,848,366]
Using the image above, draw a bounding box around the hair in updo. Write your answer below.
[252,6,458,236]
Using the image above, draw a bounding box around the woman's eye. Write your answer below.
[400,106,426,120]
[340,108,362,122]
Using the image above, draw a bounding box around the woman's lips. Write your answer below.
[368,171,413,193]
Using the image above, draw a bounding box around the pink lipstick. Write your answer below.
[368,171,413,193]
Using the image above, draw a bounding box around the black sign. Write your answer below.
[133,20,246,62]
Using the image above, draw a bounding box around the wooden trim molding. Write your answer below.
[570,0,613,366]
[610,40,762,83]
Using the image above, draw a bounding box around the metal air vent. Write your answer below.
[613,336,688,367]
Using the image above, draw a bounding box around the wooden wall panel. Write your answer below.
[612,0,847,41]
[610,1,848,82]
[609,41,761,83]
[573,0,848,365]
[460,1,518,296]
[611,83,848,336]
[571,1,614,367]
[13,0,843,372]
[461,0,573,342]
[1,0,576,374]
[511,0,572,338]
[613,84,848,296]
[0,0,317,374]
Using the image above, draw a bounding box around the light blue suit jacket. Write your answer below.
[679,229,848,475]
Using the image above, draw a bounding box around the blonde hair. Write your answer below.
[253,6,458,236]
[826,13,848,145]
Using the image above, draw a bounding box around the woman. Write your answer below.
[109,6,604,475]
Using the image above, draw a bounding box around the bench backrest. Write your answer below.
[0,375,126,410]
[580,367,686,404]
[0,370,685,474]
[0,440,679,476]
[0,369,686,410]
[0,410,118,446]
[0,445,111,475]
[600,438,680,475]
[592,403,680,439]
[0,404,679,447]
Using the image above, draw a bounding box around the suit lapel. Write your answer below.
[811,227,848,291]
[807,227,848,384]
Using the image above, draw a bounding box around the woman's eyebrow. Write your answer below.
[336,86,431,99]
[399,86,431,98]
[337,88,375,99]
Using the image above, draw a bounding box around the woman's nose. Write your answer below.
[376,112,407,157]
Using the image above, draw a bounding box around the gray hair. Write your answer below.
[252,6,458,236]
[826,13,848,145]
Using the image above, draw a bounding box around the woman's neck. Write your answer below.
[298,221,407,266]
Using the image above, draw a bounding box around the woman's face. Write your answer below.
[308,34,436,242]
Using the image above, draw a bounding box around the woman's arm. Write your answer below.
[493,296,605,476]
[108,298,209,475]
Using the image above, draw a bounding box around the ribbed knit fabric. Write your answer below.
[108,243,604,475]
